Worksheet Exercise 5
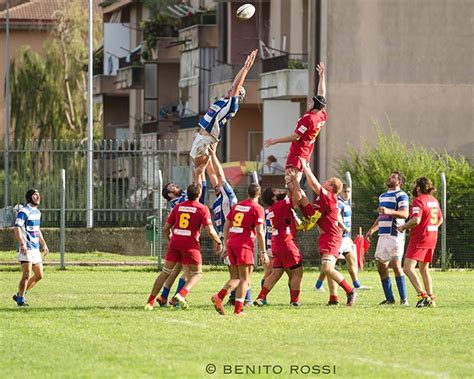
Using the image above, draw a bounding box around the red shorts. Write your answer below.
[318,234,342,258]
[271,240,302,269]
[406,243,435,263]
[227,243,254,266]
[165,246,201,266]
[285,153,309,172]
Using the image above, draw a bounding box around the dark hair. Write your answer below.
[162,183,172,201]
[267,155,277,163]
[187,183,201,201]
[413,177,436,196]
[26,189,39,204]
[262,187,276,206]
[248,183,261,198]
[312,95,327,110]
[342,183,350,191]
[392,170,406,186]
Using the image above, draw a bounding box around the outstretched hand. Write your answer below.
[264,138,274,148]
[244,49,258,70]
[316,62,325,76]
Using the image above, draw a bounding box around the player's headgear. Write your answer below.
[312,95,327,110]
[25,189,39,204]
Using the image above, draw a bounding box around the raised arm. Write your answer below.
[300,158,322,195]
[316,62,326,97]
[229,49,258,97]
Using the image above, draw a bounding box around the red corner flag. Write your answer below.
[354,227,370,270]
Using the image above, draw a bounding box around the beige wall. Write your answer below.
[228,104,263,162]
[0,28,51,138]
[323,0,474,176]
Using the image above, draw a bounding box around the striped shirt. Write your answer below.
[14,204,42,252]
[168,181,207,210]
[212,182,238,238]
[198,97,240,141]
[378,189,409,237]
[265,209,273,252]
[337,196,351,238]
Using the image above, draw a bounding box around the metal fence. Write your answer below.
[1,139,473,268]
[0,138,186,227]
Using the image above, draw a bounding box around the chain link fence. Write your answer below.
[1,139,472,268]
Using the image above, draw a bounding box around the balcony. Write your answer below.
[147,37,181,63]
[93,74,127,96]
[259,56,308,100]
[116,65,144,90]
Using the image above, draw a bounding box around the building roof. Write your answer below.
[0,0,102,22]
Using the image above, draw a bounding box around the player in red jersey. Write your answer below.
[253,175,314,307]
[145,183,222,310]
[211,183,268,316]
[398,177,443,308]
[264,62,326,180]
[301,159,357,306]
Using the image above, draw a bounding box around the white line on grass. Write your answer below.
[353,356,450,379]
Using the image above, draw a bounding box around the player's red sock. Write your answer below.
[234,299,244,314]
[178,288,189,298]
[217,288,228,300]
[329,295,339,303]
[299,203,315,217]
[290,290,300,303]
[258,286,271,300]
[418,291,428,298]
[338,279,353,295]
[147,295,156,305]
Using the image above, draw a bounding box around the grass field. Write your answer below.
[1,267,472,378]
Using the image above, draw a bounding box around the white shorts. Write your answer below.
[18,249,42,265]
[374,235,405,262]
[339,236,355,255]
[189,133,217,159]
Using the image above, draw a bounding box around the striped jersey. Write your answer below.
[198,97,240,141]
[378,189,409,237]
[337,196,351,238]
[265,209,273,251]
[168,181,207,210]
[211,182,238,238]
[14,204,42,252]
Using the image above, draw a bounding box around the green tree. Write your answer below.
[338,121,474,267]
[9,0,102,141]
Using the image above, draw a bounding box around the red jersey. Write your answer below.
[288,110,327,161]
[227,198,265,249]
[166,200,212,250]
[267,197,297,244]
[314,188,342,253]
[408,194,443,249]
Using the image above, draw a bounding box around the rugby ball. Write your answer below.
[236,4,255,20]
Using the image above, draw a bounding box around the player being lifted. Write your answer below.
[190,49,258,184]
[145,183,222,310]
[253,173,312,307]
[264,62,326,230]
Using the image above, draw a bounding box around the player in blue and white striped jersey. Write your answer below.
[190,49,257,184]
[158,176,207,306]
[12,189,49,307]
[366,171,409,305]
